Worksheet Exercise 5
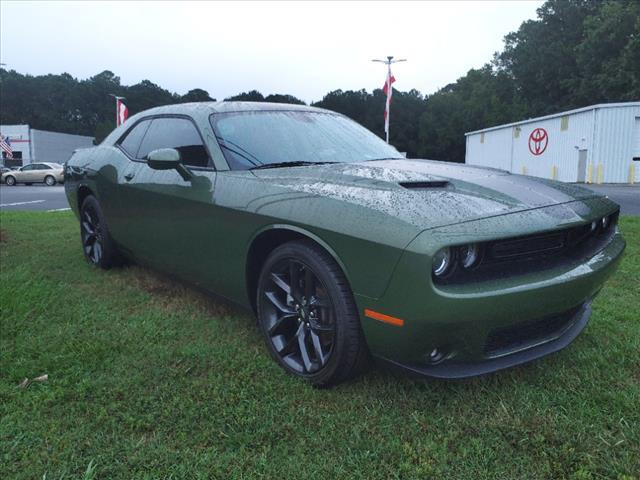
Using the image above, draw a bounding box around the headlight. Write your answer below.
[601,216,610,230]
[459,243,480,269]
[432,247,453,277]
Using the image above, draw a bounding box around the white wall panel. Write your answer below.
[465,103,640,184]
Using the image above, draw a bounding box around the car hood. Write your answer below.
[251,159,600,231]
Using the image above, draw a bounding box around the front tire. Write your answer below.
[80,195,121,269]
[45,175,56,186]
[257,240,369,387]
[4,176,16,186]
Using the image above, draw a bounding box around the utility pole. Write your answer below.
[372,56,406,143]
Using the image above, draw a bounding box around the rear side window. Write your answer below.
[119,120,152,158]
[137,118,210,168]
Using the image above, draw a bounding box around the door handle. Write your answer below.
[124,172,135,181]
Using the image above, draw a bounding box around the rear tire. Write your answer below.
[4,176,16,186]
[45,175,56,186]
[79,195,121,269]
[257,240,369,387]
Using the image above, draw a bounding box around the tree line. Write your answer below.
[1,0,637,161]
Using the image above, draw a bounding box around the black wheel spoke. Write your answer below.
[82,221,94,236]
[93,242,102,262]
[297,327,314,372]
[270,272,291,295]
[310,330,327,366]
[264,291,295,314]
[289,261,301,302]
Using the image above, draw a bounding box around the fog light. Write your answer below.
[428,348,445,364]
[432,247,452,277]
[460,243,480,269]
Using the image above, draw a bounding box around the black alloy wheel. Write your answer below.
[81,204,104,265]
[79,196,121,269]
[257,241,369,387]
[262,257,336,374]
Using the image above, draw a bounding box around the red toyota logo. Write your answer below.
[528,128,548,156]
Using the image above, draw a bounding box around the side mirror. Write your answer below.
[147,148,181,170]
[146,148,192,181]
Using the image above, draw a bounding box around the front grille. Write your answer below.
[434,210,619,285]
[486,214,617,263]
[492,232,566,259]
[484,304,583,358]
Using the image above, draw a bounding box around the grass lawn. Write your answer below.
[1,211,638,479]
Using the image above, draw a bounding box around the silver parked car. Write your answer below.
[1,162,64,186]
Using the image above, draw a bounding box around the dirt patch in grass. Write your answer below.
[122,265,237,319]
[0,229,7,243]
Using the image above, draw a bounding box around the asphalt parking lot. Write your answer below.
[0,182,638,214]
[0,185,70,211]
[581,184,640,215]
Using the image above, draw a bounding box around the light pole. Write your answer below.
[372,56,406,143]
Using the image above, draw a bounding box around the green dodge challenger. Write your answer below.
[64,102,625,386]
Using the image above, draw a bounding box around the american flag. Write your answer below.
[0,135,13,159]
[383,69,396,138]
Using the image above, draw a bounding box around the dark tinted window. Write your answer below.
[137,118,209,168]
[119,120,152,158]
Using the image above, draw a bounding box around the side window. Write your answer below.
[21,165,34,171]
[118,120,152,158]
[137,118,209,168]
[40,164,52,170]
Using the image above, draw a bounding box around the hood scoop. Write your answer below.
[399,181,451,190]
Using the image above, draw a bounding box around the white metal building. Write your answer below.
[465,102,640,184]
[0,124,94,168]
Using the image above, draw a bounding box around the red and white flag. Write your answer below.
[116,98,129,126]
[383,69,396,139]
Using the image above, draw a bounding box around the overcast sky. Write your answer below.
[1,1,543,104]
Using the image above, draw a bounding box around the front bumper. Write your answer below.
[356,199,625,377]
[379,300,592,378]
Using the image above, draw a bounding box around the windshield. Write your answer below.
[210,110,402,170]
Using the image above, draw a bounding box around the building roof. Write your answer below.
[465,102,640,136]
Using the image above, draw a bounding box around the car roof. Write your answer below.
[133,101,335,117]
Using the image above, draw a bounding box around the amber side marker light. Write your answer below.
[364,309,405,327]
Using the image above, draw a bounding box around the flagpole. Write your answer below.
[372,56,406,144]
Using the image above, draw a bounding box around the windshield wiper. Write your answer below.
[249,161,338,170]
